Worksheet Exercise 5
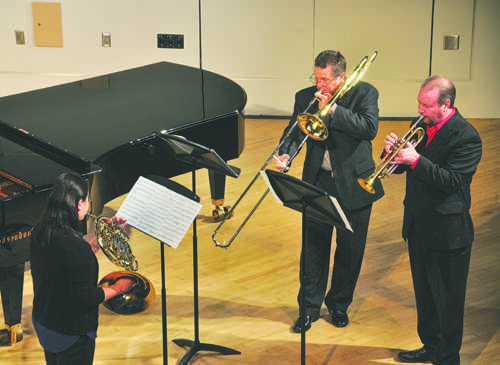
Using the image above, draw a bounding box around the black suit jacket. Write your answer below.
[279,81,384,210]
[399,110,482,249]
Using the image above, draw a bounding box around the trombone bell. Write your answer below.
[297,113,329,141]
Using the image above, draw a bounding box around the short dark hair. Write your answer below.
[421,75,456,107]
[314,50,346,76]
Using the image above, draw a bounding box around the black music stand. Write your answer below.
[159,133,241,364]
[262,169,352,365]
[117,175,202,365]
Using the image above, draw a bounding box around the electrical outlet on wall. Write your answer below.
[102,32,111,47]
[15,30,25,45]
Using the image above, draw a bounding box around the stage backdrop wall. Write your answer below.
[1,0,499,118]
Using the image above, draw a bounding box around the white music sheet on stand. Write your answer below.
[117,176,202,248]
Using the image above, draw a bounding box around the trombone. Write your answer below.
[212,51,378,248]
[358,115,425,194]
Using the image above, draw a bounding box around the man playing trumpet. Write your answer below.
[385,76,482,365]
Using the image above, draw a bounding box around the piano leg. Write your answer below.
[0,263,24,346]
[208,170,232,222]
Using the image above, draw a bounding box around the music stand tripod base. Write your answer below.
[172,338,241,364]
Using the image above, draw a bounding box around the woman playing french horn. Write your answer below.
[30,173,136,365]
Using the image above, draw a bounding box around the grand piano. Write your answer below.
[0,61,247,267]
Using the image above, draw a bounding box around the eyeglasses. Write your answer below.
[309,74,336,86]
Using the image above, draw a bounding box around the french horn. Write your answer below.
[89,215,155,315]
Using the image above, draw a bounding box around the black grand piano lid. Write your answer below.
[0,61,247,189]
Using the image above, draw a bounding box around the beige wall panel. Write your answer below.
[455,0,500,118]
[201,0,314,115]
[431,0,474,80]
[315,0,432,80]
[315,0,433,117]
[32,2,63,47]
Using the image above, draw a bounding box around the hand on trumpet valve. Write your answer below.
[394,143,420,166]
[384,133,420,166]
[383,133,399,154]
[273,155,290,171]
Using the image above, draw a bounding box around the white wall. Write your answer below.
[1,0,499,118]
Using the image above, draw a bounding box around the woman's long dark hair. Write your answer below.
[31,173,89,248]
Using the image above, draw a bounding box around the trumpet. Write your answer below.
[358,115,426,194]
[212,51,378,248]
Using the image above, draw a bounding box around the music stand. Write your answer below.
[159,133,241,364]
[262,169,352,365]
[117,175,202,365]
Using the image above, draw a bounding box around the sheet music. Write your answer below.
[117,176,202,248]
[330,197,353,232]
[260,170,282,203]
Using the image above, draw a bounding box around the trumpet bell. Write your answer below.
[297,113,329,141]
[99,271,155,315]
[358,177,376,194]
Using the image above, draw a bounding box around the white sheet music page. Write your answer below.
[329,197,353,232]
[117,176,202,248]
[260,170,283,204]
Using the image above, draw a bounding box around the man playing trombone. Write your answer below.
[273,50,384,332]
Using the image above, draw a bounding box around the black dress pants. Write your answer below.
[297,171,372,316]
[408,238,471,365]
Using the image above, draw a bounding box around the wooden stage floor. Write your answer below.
[1,118,499,364]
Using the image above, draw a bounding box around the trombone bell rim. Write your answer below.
[297,113,329,141]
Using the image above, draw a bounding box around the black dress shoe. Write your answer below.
[0,329,10,346]
[398,347,432,363]
[292,314,319,333]
[329,309,349,327]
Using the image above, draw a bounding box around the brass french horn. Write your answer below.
[89,215,155,315]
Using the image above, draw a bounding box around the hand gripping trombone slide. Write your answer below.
[212,51,378,248]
